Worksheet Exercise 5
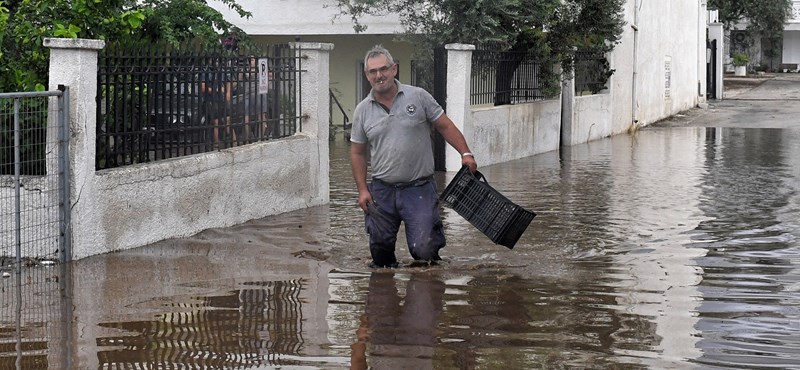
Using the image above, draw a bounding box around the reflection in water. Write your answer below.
[691,128,800,368]
[0,264,71,370]
[331,128,800,368]
[3,127,800,368]
[95,280,304,369]
[351,272,445,370]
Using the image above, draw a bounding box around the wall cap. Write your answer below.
[44,38,106,50]
[290,42,334,51]
[445,43,476,51]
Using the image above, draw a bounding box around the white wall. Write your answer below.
[90,137,324,258]
[468,101,562,167]
[783,31,800,64]
[209,0,403,35]
[610,0,706,135]
[571,94,614,144]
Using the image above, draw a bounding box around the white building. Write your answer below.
[727,1,800,72]
[783,1,800,68]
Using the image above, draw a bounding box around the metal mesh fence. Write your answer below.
[0,90,71,370]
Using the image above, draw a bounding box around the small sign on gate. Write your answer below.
[258,58,270,95]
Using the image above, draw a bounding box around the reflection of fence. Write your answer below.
[470,44,559,106]
[0,264,71,370]
[95,279,305,368]
[96,44,302,170]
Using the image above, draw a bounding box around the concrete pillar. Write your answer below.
[444,43,475,172]
[291,42,333,203]
[708,23,725,100]
[697,1,709,104]
[44,38,105,261]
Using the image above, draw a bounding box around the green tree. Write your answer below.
[334,0,625,100]
[0,0,251,92]
[709,0,792,38]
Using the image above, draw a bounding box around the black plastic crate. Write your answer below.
[440,166,536,249]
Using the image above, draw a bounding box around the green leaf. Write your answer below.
[123,10,145,29]
[53,23,80,38]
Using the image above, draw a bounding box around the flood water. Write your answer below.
[4,126,800,369]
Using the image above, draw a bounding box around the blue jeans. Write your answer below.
[365,178,446,266]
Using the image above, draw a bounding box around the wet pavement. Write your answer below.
[3,74,800,369]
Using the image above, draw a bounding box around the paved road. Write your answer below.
[653,73,800,129]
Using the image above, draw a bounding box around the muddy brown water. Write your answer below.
[3,126,800,369]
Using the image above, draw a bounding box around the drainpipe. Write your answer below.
[631,0,641,130]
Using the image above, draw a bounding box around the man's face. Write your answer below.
[365,54,397,94]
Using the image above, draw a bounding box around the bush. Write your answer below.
[732,53,750,67]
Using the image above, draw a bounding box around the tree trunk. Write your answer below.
[493,41,532,106]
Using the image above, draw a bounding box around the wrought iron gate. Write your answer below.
[1,86,73,369]
[707,39,718,99]
[432,46,448,171]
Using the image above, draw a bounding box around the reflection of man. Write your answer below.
[350,272,446,370]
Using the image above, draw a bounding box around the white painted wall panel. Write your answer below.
[783,31,800,64]
[210,0,403,35]
[610,0,704,134]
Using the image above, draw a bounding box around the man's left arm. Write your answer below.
[432,114,477,173]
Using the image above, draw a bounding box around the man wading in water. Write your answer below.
[349,45,478,268]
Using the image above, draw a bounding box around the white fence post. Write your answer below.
[708,23,725,100]
[444,43,475,172]
[44,38,105,259]
[291,42,334,204]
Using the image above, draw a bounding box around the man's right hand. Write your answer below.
[357,190,373,213]
[350,142,372,213]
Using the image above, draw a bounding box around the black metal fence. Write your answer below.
[470,44,560,106]
[97,43,302,170]
[574,50,611,95]
[329,89,350,141]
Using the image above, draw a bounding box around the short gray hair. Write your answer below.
[363,45,395,70]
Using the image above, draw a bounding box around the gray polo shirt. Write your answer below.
[350,81,444,183]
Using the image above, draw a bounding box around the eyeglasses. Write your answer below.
[366,64,394,77]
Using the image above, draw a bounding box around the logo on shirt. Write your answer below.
[405,104,418,116]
